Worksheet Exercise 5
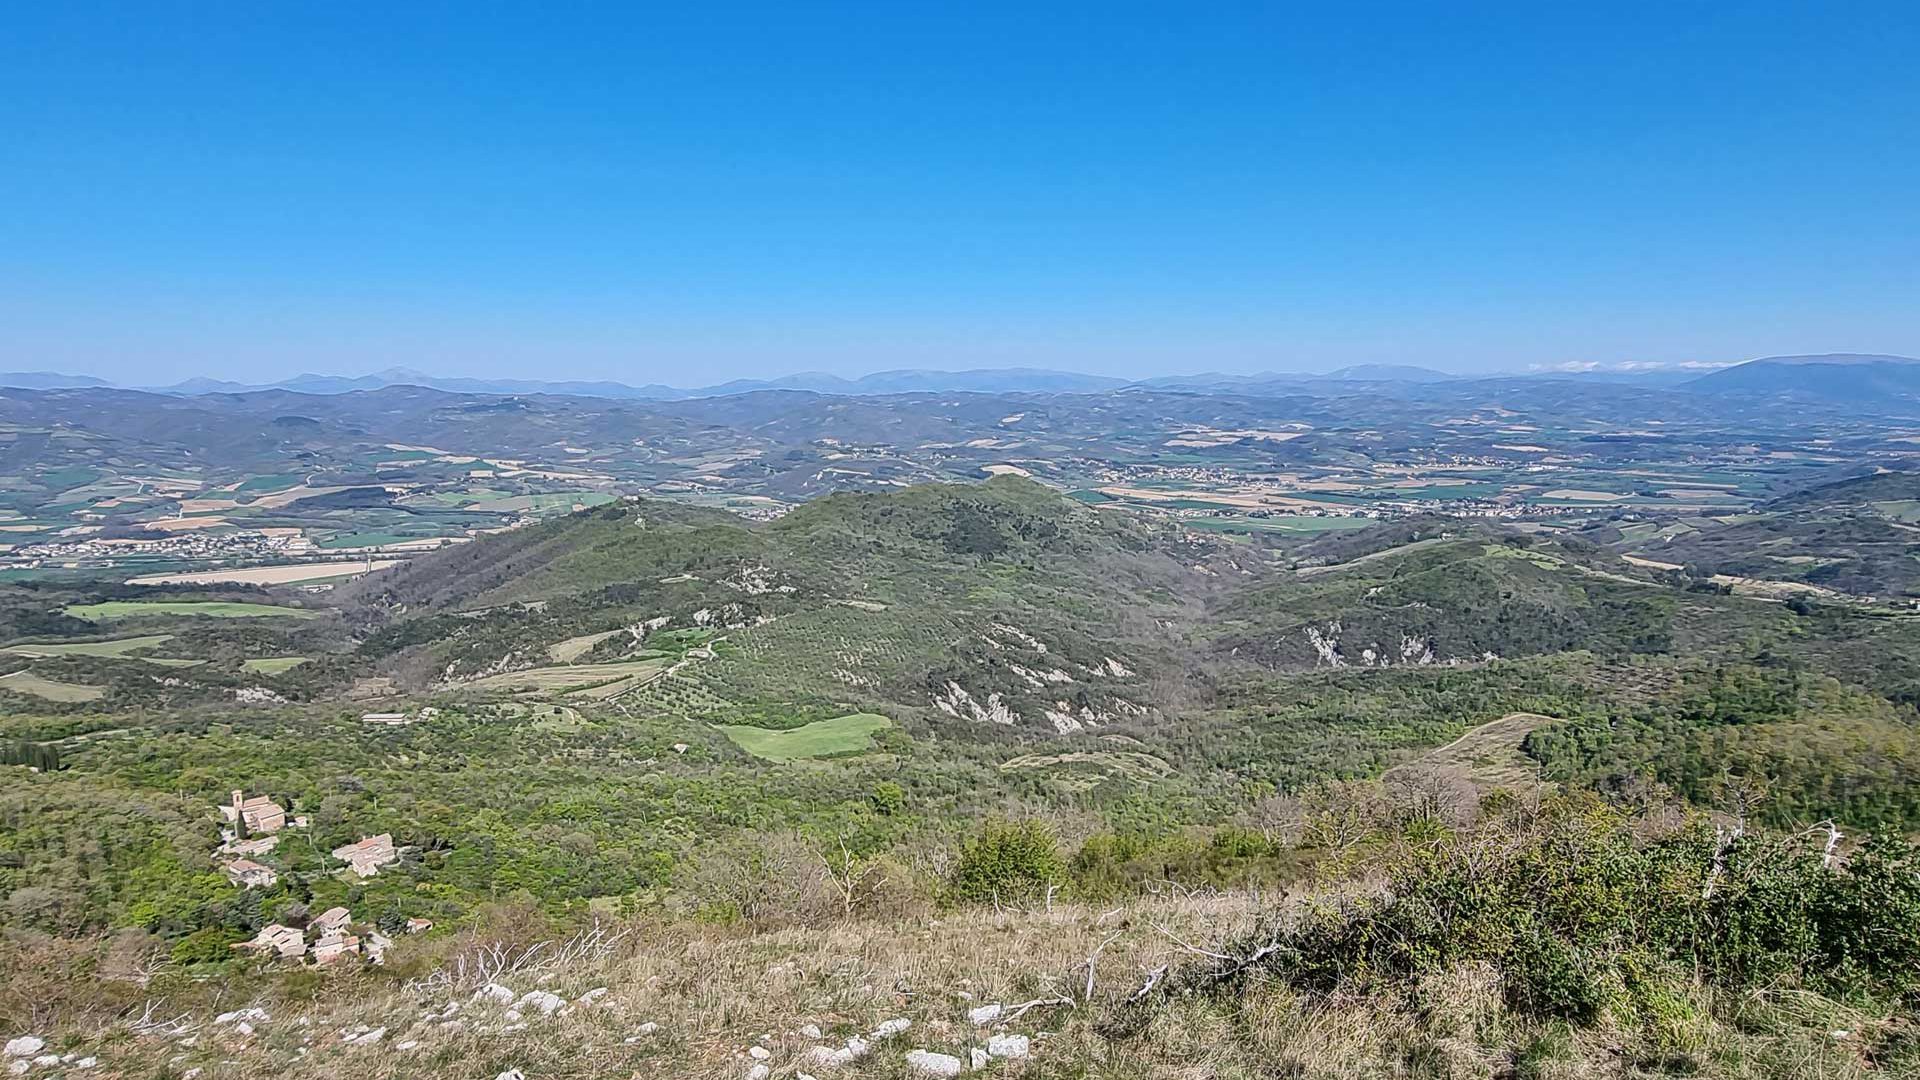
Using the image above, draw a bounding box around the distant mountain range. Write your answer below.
[2,354,1914,405]
[1684,354,1920,402]
[0,363,1451,400]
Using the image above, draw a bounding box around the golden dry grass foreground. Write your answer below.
[3,895,1897,1080]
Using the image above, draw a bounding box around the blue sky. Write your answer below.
[2,2,1916,384]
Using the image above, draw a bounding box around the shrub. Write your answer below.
[1135,795,1920,1026]
[169,926,240,966]
[869,781,906,816]
[948,819,1063,905]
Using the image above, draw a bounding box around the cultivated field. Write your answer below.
[0,669,104,702]
[715,712,893,761]
[0,634,175,658]
[64,600,319,620]
[547,628,628,663]
[241,656,312,674]
[125,559,404,586]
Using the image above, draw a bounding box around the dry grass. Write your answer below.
[7,894,1901,1080]
[1383,712,1557,794]
[125,559,405,586]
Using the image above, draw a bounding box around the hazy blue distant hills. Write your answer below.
[1138,364,1456,392]
[1323,363,1459,382]
[0,371,113,390]
[119,365,1127,399]
[8,354,1916,403]
[1544,368,1714,388]
[1686,354,1920,403]
[691,367,1130,396]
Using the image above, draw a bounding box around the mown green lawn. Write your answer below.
[714,712,894,762]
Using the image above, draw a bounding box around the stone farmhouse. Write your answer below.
[310,906,352,935]
[220,790,287,834]
[235,923,306,959]
[311,931,361,965]
[223,859,278,889]
[332,833,398,877]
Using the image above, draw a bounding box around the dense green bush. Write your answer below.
[1157,796,1920,1023]
[948,819,1064,905]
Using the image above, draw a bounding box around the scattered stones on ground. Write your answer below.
[904,1049,964,1078]
[474,983,517,1005]
[987,1033,1031,1059]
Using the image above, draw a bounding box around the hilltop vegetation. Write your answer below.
[5,475,1920,1077]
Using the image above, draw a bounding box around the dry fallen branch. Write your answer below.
[406,920,631,995]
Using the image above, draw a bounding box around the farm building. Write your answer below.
[311,932,360,965]
[223,859,278,889]
[310,906,352,935]
[332,833,397,877]
[220,790,287,834]
[221,835,279,857]
[235,924,306,959]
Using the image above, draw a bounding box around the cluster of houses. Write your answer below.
[213,789,424,967]
[234,905,433,965]
[214,789,400,888]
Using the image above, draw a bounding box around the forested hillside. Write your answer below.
[6,478,1920,1077]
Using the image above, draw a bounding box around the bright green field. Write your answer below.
[65,601,318,621]
[242,656,312,674]
[714,712,894,762]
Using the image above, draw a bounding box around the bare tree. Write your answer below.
[815,831,884,918]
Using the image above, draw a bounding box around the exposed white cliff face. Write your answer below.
[1009,663,1074,689]
[1044,700,1118,734]
[934,681,1017,725]
[1301,624,1438,668]
[1304,622,1345,667]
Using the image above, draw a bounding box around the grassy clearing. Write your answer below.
[1000,750,1174,791]
[715,712,893,761]
[64,600,318,620]
[1383,711,1558,793]
[0,634,174,658]
[547,628,627,663]
[0,669,105,702]
[242,656,311,674]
